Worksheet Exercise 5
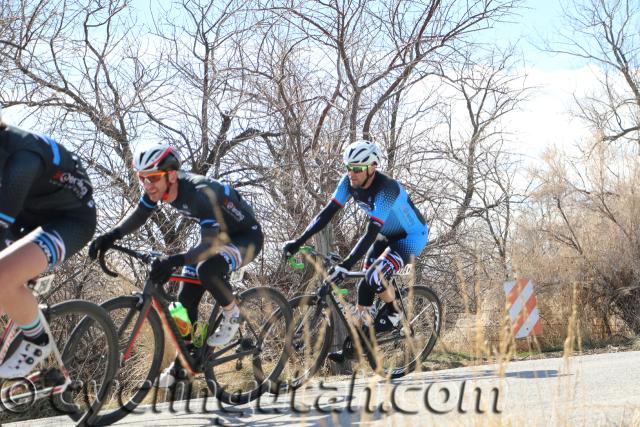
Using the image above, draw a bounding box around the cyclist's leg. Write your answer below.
[357,225,427,320]
[198,226,263,306]
[200,226,263,346]
[0,211,96,377]
[372,225,429,313]
[177,264,205,324]
[353,235,389,325]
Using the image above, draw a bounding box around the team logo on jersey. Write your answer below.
[356,200,372,214]
[51,170,90,199]
[223,199,245,221]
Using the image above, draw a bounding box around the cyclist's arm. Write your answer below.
[110,194,155,238]
[296,200,341,243]
[296,175,351,244]
[0,150,45,229]
[339,219,382,270]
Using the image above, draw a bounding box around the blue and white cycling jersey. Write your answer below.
[331,173,426,238]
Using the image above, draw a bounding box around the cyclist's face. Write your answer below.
[138,171,169,201]
[347,164,375,188]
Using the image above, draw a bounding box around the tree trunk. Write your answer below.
[316,226,351,374]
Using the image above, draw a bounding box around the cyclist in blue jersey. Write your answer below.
[0,107,97,377]
[283,140,429,363]
[89,142,264,387]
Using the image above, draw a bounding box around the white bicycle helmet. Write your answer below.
[133,143,181,172]
[343,140,382,166]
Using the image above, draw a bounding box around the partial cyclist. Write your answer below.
[0,107,97,377]
[283,140,429,363]
[89,142,264,387]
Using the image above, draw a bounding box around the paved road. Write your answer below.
[8,350,640,426]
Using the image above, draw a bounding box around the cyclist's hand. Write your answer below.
[283,239,303,258]
[88,230,120,260]
[328,265,349,285]
[149,254,185,283]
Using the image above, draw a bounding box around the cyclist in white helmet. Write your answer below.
[283,139,429,363]
[89,142,264,387]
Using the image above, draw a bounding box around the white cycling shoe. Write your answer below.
[0,336,52,378]
[207,315,241,347]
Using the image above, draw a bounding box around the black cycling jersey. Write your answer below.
[114,171,260,264]
[0,125,96,269]
[0,125,94,227]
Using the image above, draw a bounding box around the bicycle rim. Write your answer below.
[87,295,165,426]
[36,300,118,426]
[367,286,442,378]
[281,294,333,390]
[204,287,291,404]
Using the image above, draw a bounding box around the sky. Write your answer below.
[480,0,600,163]
[1,0,603,165]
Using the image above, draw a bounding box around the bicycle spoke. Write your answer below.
[204,288,291,404]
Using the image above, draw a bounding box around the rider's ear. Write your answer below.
[168,170,178,183]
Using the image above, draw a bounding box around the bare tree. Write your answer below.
[545,0,640,151]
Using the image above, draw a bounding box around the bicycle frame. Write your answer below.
[110,247,264,378]
[291,246,417,349]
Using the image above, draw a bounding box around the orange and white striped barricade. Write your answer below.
[503,278,542,339]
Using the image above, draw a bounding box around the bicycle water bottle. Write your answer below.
[169,302,192,337]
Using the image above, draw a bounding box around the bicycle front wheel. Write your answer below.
[87,295,165,426]
[43,299,119,426]
[204,287,292,405]
[281,294,333,390]
[367,285,442,378]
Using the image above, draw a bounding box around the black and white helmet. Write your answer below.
[132,143,181,172]
[343,140,382,166]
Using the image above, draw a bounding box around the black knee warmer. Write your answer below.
[178,282,206,324]
[198,256,234,307]
[357,278,376,307]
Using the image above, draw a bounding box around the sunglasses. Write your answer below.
[137,171,167,184]
[346,164,368,173]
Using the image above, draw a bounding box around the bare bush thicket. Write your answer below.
[513,0,640,345]
[514,137,640,343]
[0,0,531,364]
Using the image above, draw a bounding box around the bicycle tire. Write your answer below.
[41,299,119,426]
[281,294,333,390]
[366,285,442,378]
[86,295,165,426]
[204,287,292,405]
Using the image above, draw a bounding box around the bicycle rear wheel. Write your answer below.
[36,299,119,426]
[87,295,165,426]
[366,285,442,378]
[281,294,333,390]
[204,287,292,404]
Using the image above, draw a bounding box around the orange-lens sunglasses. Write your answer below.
[137,171,167,184]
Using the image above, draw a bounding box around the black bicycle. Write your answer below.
[88,244,292,426]
[284,246,442,388]
[0,275,119,426]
